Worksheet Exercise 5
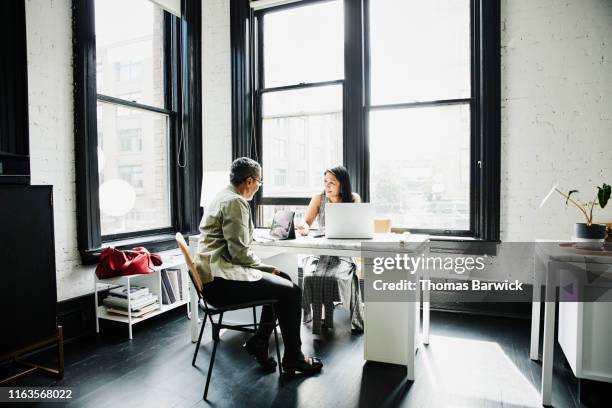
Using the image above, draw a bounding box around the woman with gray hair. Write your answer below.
[195,157,323,375]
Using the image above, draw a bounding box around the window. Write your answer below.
[294,170,306,186]
[118,165,145,188]
[117,106,140,117]
[96,0,164,108]
[117,61,142,83]
[236,0,500,238]
[118,129,143,152]
[95,0,170,237]
[257,0,344,206]
[262,1,343,88]
[275,137,288,158]
[369,105,470,230]
[74,0,203,261]
[368,0,473,232]
[273,168,287,187]
[296,143,306,159]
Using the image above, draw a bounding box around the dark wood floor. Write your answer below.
[6,308,581,408]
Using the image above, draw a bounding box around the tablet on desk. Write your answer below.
[253,210,296,241]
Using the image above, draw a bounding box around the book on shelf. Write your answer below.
[161,270,176,304]
[167,269,181,302]
[161,279,170,305]
[171,268,184,300]
[106,302,160,318]
[108,285,150,300]
[103,294,158,311]
[177,268,183,299]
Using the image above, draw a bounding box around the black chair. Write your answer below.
[175,233,283,400]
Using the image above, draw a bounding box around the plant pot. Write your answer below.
[575,223,607,240]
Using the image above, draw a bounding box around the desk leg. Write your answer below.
[530,282,541,361]
[363,260,418,381]
[422,269,430,346]
[407,300,416,381]
[408,269,421,380]
[190,282,199,343]
[541,262,557,406]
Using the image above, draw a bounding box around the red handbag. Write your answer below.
[95,246,163,279]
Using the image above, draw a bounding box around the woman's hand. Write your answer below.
[296,222,310,236]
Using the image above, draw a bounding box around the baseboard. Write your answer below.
[579,378,612,408]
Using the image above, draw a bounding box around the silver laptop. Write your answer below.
[325,203,374,239]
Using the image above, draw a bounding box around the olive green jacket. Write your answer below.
[195,185,275,284]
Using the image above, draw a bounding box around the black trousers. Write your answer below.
[201,271,302,357]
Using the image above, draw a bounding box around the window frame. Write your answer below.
[233,0,500,239]
[73,0,203,263]
[254,0,346,210]
[364,0,475,237]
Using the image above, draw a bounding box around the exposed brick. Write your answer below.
[500,0,612,240]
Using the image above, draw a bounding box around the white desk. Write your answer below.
[189,232,429,380]
[188,235,611,402]
[530,243,612,406]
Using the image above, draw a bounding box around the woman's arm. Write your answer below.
[296,194,321,235]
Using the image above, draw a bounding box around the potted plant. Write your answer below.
[540,182,611,241]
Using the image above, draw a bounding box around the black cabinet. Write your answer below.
[0,185,57,357]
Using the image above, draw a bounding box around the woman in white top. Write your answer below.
[296,166,365,333]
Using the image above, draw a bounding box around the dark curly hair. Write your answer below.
[230,157,261,186]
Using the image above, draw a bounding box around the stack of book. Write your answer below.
[103,285,159,318]
[161,269,183,305]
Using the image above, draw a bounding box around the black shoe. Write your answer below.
[282,352,323,376]
[243,336,277,372]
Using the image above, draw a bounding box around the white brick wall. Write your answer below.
[500,0,612,240]
[21,0,612,301]
[202,0,232,172]
[26,0,95,302]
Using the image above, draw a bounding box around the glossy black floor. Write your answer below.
[7,308,581,408]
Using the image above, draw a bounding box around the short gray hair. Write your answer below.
[230,157,261,186]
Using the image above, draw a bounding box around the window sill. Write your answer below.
[80,232,198,265]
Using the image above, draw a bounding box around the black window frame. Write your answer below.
[366,0,474,237]
[73,0,203,264]
[254,0,346,210]
[232,0,499,240]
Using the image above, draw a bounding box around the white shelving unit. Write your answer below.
[94,249,190,339]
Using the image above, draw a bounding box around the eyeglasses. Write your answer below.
[252,177,263,186]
